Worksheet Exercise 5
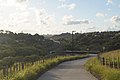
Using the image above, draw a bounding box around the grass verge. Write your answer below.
[9,55,88,80]
[85,57,120,80]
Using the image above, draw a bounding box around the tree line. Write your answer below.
[0,30,120,67]
[0,30,62,67]
[51,31,120,52]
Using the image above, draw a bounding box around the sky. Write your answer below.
[0,0,120,34]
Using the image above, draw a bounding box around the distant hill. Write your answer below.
[43,34,53,39]
[0,30,62,60]
[0,30,120,67]
[51,32,71,41]
[0,30,63,67]
[50,31,120,52]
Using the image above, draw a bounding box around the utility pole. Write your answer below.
[71,31,75,51]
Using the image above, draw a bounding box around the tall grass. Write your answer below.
[85,57,120,80]
[4,55,88,80]
[101,50,120,58]
[99,50,120,69]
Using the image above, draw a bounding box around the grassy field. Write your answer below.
[85,50,120,80]
[0,55,88,80]
[101,50,120,58]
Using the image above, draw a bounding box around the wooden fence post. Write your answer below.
[13,65,16,73]
[113,58,115,68]
[43,58,44,63]
[106,58,108,66]
[105,58,107,66]
[22,63,24,70]
[102,57,105,65]
[32,61,34,65]
[6,65,8,79]
[9,66,12,75]
[18,62,21,71]
[108,57,111,67]
[3,66,6,77]
[118,57,120,69]
[2,65,9,78]
[16,64,18,72]
[115,58,116,68]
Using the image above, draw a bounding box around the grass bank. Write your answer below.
[9,55,88,80]
[85,57,120,80]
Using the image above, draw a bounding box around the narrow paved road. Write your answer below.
[37,57,97,80]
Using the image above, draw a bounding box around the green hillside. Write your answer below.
[51,31,120,52]
[0,30,62,67]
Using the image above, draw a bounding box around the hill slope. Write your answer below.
[51,31,120,52]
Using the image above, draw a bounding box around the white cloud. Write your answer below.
[96,13,106,17]
[107,0,113,5]
[88,27,96,30]
[62,15,73,22]
[57,4,67,9]
[106,0,113,5]
[66,20,81,25]
[36,8,47,17]
[104,19,109,22]
[0,9,38,33]
[9,11,30,24]
[40,15,55,25]
[0,0,31,29]
[36,8,55,25]
[58,3,76,10]
[1,0,27,6]
[107,25,120,31]
[0,0,55,34]
[16,0,28,3]
[108,0,113,3]
[0,0,29,10]
[62,15,90,25]
[111,16,120,23]
[59,0,66,3]
[79,20,90,24]
[67,3,76,10]
[64,20,90,25]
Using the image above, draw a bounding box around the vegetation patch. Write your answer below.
[85,57,120,80]
[8,55,88,80]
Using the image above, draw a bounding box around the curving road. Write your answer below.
[37,56,97,80]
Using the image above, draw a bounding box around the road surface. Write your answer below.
[37,57,97,80]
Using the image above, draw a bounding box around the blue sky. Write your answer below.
[0,0,120,34]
